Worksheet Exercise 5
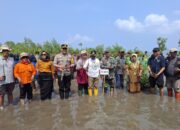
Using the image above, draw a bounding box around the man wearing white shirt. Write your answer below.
[83,50,100,96]
[0,45,15,110]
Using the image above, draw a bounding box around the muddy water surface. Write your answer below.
[0,80,180,130]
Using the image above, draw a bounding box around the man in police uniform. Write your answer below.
[101,50,116,95]
[54,44,74,99]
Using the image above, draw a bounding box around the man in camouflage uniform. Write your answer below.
[101,50,116,94]
[54,44,74,99]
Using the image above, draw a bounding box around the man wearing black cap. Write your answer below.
[54,44,74,99]
[83,50,100,96]
[148,48,165,96]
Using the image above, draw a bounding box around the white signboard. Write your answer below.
[100,69,109,75]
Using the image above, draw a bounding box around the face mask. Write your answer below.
[42,55,47,59]
[91,55,96,59]
[21,59,29,64]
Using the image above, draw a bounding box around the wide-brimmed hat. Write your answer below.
[131,53,138,58]
[80,50,87,55]
[170,48,178,53]
[20,52,29,59]
[0,45,12,52]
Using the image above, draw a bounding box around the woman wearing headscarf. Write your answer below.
[126,54,143,93]
[36,51,54,100]
[76,50,88,96]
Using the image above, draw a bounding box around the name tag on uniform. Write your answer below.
[100,69,109,75]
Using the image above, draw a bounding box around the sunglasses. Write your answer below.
[22,56,28,59]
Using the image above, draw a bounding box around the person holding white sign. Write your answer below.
[101,50,116,95]
[83,50,100,96]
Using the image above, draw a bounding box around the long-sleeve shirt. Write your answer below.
[0,56,14,85]
[101,56,116,77]
[115,56,125,75]
[76,59,88,84]
[14,62,36,84]
[36,60,54,74]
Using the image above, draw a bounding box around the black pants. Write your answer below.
[78,83,88,96]
[149,76,164,89]
[58,75,71,99]
[20,83,33,100]
[39,73,53,101]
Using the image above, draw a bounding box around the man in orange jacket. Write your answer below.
[14,52,36,105]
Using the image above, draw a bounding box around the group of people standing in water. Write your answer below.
[0,43,179,110]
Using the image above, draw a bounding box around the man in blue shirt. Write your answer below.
[148,48,165,96]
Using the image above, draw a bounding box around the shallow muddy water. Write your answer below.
[0,80,179,130]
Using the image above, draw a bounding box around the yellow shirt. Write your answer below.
[36,60,54,74]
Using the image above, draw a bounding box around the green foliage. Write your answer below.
[1,39,127,59]
[106,43,125,57]
[157,37,167,52]
[140,73,150,88]
[140,56,150,88]
[95,44,104,59]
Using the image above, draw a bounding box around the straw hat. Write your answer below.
[80,50,87,55]
[170,48,178,53]
[0,45,12,52]
[131,53,138,58]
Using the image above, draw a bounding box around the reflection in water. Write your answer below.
[0,81,180,130]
